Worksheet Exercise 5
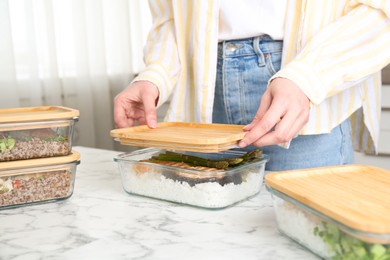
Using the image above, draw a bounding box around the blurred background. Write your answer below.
[0,0,389,168]
[0,0,153,151]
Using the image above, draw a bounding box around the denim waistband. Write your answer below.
[218,35,283,58]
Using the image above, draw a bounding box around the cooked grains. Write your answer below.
[0,170,73,207]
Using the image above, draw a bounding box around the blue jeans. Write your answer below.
[213,36,354,171]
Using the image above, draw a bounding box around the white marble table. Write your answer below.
[0,146,319,260]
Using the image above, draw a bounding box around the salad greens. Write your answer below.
[0,136,15,153]
[0,133,65,154]
[314,222,390,260]
[43,135,66,142]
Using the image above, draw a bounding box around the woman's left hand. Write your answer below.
[238,77,311,147]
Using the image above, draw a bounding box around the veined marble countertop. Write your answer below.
[0,146,319,260]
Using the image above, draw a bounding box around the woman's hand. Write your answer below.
[114,81,160,128]
[238,78,310,147]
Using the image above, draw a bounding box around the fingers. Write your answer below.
[239,78,310,148]
[273,105,310,142]
[243,90,272,131]
[249,108,309,147]
[113,81,159,129]
[238,102,284,147]
[114,96,133,128]
[141,94,158,129]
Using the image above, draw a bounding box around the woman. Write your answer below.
[114,0,390,170]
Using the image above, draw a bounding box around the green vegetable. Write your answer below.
[22,136,33,141]
[0,136,16,153]
[145,149,262,170]
[43,135,66,142]
[57,135,66,142]
[0,186,9,194]
[314,222,390,260]
[150,152,230,169]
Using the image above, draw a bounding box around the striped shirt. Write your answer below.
[133,0,390,154]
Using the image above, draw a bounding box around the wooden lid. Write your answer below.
[265,164,390,234]
[110,122,246,152]
[0,151,80,172]
[0,106,80,123]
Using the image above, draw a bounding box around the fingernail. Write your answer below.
[150,119,157,128]
[238,141,247,148]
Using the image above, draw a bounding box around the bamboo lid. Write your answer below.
[265,164,390,234]
[111,122,246,152]
[0,106,80,123]
[0,151,80,172]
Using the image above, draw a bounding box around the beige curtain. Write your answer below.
[0,0,151,149]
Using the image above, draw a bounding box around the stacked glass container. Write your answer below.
[0,106,80,209]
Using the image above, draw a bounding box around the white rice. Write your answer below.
[120,168,263,208]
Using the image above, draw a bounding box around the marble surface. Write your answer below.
[0,146,319,260]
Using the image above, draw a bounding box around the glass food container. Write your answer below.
[114,148,269,209]
[265,165,390,260]
[0,106,79,161]
[0,151,80,209]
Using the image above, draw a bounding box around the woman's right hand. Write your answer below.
[114,80,160,129]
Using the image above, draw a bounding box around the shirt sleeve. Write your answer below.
[132,0,181,107]
[271,1,390,105]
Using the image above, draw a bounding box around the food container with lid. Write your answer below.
[265,165,390,260]
[114,147,269,209]
[0,106,79,161]
[0,151,80,209]
[110,122,246,153]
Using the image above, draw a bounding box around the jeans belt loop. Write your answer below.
[221,41,227,59]
[253,36,266,67]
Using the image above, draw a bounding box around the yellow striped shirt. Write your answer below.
[133,0,390,154]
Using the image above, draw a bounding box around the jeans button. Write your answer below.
[226,43,237,52]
